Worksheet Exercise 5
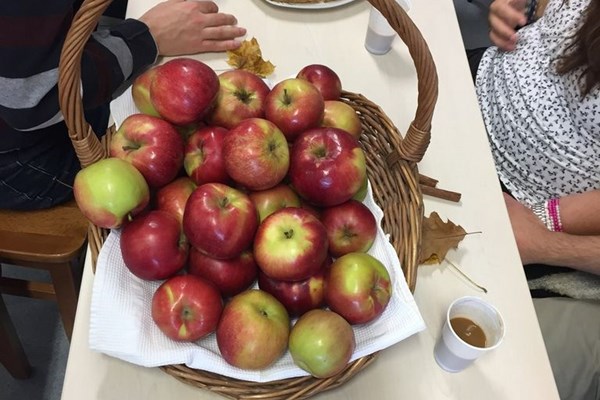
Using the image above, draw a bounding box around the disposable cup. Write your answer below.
[434,296,505,373]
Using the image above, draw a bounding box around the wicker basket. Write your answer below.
[58,0,437,398]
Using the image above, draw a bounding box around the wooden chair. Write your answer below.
[0,198,88,342]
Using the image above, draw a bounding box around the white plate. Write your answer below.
[264,0,357,10]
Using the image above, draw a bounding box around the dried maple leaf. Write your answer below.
[226,37,275,78]
[419,212,467,265]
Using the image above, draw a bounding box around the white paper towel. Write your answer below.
[88,84,426,383]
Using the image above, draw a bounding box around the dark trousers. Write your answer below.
[0,105,109,211]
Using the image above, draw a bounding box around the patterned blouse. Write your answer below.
[476,0,600,205]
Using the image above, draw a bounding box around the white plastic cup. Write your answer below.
[433,296,505,373]
[364,0,411,55]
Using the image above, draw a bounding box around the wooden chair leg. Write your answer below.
[0,294,32,379]
[49,261,80,341]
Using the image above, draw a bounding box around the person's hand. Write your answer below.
[139,0,246,56]
[503,193,553,265]
[488,0,527,51]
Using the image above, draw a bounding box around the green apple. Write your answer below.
[132,66,161,117]
[289,309,355,378]
[73,157,150,229]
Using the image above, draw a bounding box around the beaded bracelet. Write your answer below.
[530,198,563,232]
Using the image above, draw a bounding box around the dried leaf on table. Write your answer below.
[419,212,467,265]
[226,37,275,78]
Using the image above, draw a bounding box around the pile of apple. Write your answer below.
[73,58,394,379]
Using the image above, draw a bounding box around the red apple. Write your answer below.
[248,183,301,223]
[120,210,189,280]
[288,309,355,378]
[257,256,331,317]
[209,69,271,129]
[320,199,377,257]
[151,274,223,342]
[254,207,328,282]
[264,78,324,142]
[321,100,362,139]
[326,252,392,325]
[184,125,230,185]
[183,183,258,259]
[289,127,367,207]
[216,289,290,370]
[150,58,219,126]
[110,113,184,188]
[296,64,342,101]
[188,248,258,298]
[155,177,197,225]
[223,118,289,191]
[73,157,149,229]
[132,66,161,117]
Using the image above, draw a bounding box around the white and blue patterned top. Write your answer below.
[476,0,600,205]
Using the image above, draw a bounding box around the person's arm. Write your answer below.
[503,192,600,275]
[0,0,245,132]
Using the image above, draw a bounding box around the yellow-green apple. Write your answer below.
[296,64,342,101]
[257,256,331,317]
[264,78,324,142]
[150,58,219,126]
[184,125,230,185]
[209,69,271,129]
[253,207,328,281]
[183,183,258,259]
[223,118,289,191]
[320,199,377,257]
[132,65,161,117]
[248,183,301,223]
[151,274,223,342]
[216,289,290,369]
[188,248,258,298]
[289,127,367,207]
[110,114,184,188]
[326,252,392,325]
[73,157,149,229]
[155,176,197,226]
[288,309,355,378]
[352,174,369,202]
[120,210,189,280]
[321,100,362,139]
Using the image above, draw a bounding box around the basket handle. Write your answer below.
[367,0,438,165]
[58,0,113,168]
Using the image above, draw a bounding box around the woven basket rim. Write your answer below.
[57,0,438,398]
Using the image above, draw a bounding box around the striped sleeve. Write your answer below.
[0,3,157,132]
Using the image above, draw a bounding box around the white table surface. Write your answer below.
[60,0,560,399]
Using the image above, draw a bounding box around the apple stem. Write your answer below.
[282,88,292,105]
[122,144,141,152]
[235,90,252,104]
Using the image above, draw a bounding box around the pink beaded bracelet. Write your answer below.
[547,198,563,232]
[531,198,563,232]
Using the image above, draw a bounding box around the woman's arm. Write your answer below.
[503,192,600,275]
